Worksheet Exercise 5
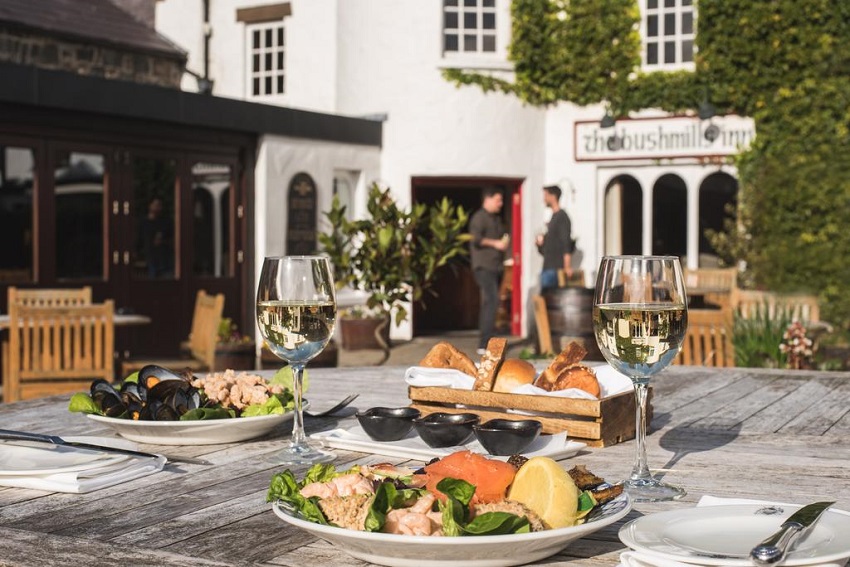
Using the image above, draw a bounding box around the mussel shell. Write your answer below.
[169,387,201,414]
[138,399,180,421]
[138,364,189,391]
[148,379,191,402]
[120,381,145,404]
[90,379,126,417]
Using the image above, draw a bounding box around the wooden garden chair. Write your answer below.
[684,267,737,309]
[676,308,735,367]
[120,290,224,376]
[3,301,114,402]
[731,289,820,323]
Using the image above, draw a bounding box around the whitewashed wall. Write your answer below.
[154,0,753,341]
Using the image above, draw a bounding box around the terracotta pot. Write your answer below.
[340,315,391,351]
[214,341,257,371]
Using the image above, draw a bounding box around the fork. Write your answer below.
[304,394,359,418]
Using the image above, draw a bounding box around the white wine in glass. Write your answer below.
[592,255,688,501]
[257,256,337,465]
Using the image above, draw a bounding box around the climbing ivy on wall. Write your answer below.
[444,0,850,329]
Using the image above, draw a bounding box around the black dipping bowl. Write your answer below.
[356,407,421,441]
[473,418,543,456]
[413,412,480,448]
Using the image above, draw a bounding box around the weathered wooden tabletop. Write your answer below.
[1,365,849,566]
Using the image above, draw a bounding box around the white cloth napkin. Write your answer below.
[404,363,632,400]
[0,440,166,493]
[619,496,846,567]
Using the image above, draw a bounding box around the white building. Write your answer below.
[154,0,754,340]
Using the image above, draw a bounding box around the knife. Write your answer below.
[750,501,835,565]
[0,429,212,466]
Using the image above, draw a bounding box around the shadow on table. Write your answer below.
[655,422,742,480]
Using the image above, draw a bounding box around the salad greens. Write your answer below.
[68,371,296,420]
[268,464,533,537]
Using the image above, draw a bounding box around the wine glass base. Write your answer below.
[265,443,335,466]
[624,477,687,502]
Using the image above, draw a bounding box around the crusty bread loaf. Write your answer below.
[534,342,588,390]
[552,366,600,397]
[419,341,477,377]
[473,337,507,391]
[533,341,601,397]
[493,358,536,393]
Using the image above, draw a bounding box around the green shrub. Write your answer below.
[732,309,791,368]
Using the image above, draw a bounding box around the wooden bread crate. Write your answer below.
[408,386,651,447]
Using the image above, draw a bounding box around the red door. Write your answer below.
[511,189,522,336]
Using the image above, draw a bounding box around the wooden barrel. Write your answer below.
[542,287,603,360]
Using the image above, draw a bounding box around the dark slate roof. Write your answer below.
[0,0,185,60]
[0,62,383,147]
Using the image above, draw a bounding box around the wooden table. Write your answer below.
[2,366,850,566]
[0,313,152,329]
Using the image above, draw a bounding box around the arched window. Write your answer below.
[652,173,687,256]
[604,175,642,255]
[698,172,738,265]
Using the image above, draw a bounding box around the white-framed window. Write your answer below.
[247,22,285,97]
[443,0,497,55]
[642,0,695,70]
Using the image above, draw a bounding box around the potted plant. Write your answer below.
[319,183,470,362]
[214,318,256,370]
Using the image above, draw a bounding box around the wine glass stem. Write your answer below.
[290,363,307,448]
[631,382,652,482]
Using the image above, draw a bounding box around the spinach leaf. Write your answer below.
[436,477,475,508]
[463,512,531,535]
[364,482,425,532]
[180,407,235,420]
[68,393,103,415]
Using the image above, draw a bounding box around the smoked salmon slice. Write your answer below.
[423,451,516,504]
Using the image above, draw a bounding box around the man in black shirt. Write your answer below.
[469,187,508,353]
[536,185,574,290]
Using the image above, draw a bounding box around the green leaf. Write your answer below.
[241,393,284,417]
[463,512,531,535]
[436,477,476,507]
[302,463,341,485]
[267,469,328,525]
[269,366,309,393]
[124,371,140,384]
[68,393,103,415]
[180,407,235,420]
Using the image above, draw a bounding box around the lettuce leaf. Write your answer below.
[68,393,103,415]
[267,469,328,525]
[268,366,309,393]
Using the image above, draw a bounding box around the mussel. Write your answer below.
[88,365,206,421]
[90,380,126,418]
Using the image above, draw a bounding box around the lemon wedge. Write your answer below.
[506,456,580,529]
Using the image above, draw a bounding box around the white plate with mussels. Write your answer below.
[272,493,631,567]
[85,408,300,445]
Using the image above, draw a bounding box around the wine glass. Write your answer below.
[592,255,688,501]
[257,256,337,465]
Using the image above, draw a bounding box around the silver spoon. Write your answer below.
[304,394,359,418]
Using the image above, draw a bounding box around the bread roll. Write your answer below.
[493,358,536,393]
